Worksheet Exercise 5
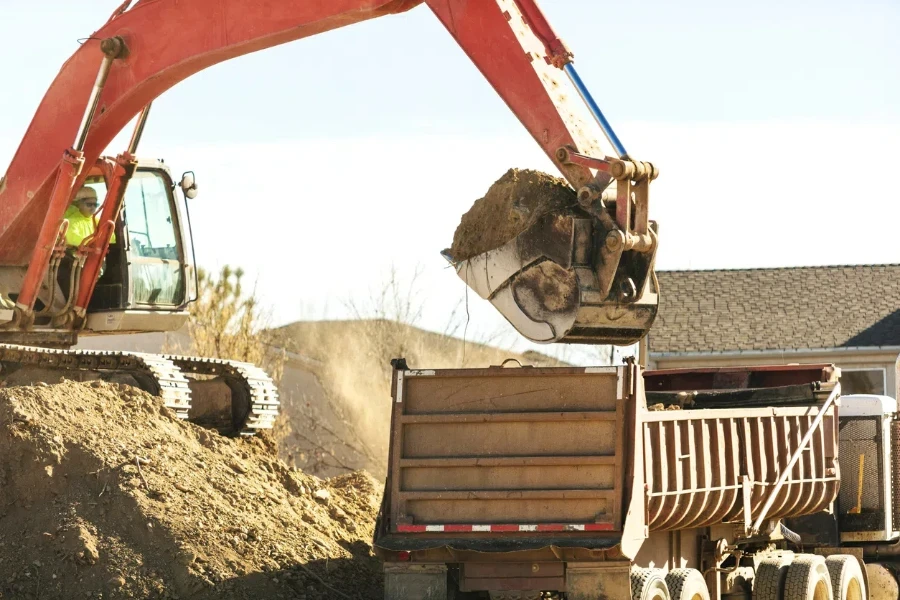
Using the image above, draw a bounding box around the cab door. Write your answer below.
[121,169,187,308]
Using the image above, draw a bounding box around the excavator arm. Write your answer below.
[0,0,658,345]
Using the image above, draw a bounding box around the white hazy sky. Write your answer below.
[1,0,898,362]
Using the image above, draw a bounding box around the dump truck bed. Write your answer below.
[374,360,839,559]
[378,364,630,553]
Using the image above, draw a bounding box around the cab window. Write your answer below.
[123,170,185,306]
[124,171,180,260]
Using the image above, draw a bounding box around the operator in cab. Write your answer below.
[57,186,115,302]
[65,186,106,247]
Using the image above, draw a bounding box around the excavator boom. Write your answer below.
[1,0,598,261]
[1,0,658,350]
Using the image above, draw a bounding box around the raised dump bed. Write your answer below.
[374,360,841,600]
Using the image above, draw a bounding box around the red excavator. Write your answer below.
[0,0,658,433]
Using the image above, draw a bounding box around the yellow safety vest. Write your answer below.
[63,205,116,247]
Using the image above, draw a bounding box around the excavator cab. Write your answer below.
[0,157,277,436]
[78,159,199,334]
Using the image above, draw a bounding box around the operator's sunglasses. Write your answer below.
[80,199,99,208]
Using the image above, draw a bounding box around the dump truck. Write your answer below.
[374,359,900,599]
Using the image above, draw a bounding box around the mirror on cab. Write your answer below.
[180,171,198,199]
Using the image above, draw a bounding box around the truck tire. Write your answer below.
[865,563,900,600]
[631,568,671,600]
[665,568,710,600]
[755,556,791,600]
[784,555,832,600]
[824,555,866,600]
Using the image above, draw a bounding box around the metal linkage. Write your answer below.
[13,36,129,321]
[127,103,152,155]
[74,37,128,152]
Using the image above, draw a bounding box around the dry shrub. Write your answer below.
[183,266,285,381]
[171,266,289,443]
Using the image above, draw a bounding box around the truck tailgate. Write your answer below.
[378,364,630,551]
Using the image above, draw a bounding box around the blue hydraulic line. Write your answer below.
[563,63,629,160]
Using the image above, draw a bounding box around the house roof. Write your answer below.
[649,264,900,354]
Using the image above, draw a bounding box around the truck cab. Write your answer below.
[837,393,899,543]
[79,158,198,334]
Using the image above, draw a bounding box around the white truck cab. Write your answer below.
[838,393,899,543]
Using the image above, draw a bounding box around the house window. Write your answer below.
[841,368,886,395]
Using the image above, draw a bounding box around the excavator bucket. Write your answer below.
[446,173,659,346]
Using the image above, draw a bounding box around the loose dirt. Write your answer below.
[0,380,383,600]
[449,168,577,261]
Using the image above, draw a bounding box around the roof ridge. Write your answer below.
[659,263,900,274]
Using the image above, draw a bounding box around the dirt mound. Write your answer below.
[449,168,577,261]
[0,380,383,600]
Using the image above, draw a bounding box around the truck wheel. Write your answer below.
[631,568,671,600]
[665,568,709,600]
[825,556,865,600]
[755,556,791,600]
[865,563,899,600]
[784,555,832,600]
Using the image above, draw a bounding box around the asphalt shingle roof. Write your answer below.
[649,265,900,354]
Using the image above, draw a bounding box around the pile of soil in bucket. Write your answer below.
[0,379,383,600]
[448,168,577,261]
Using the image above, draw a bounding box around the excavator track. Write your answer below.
[162,355,280,436]
[0,344,278,436]
[0,343,192,417]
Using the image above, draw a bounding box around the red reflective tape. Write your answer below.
[584,523,615,531]
[395,523,615,533]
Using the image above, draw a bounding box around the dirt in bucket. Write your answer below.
[448,168,577,262]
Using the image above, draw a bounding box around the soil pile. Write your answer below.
[0,380,383,600]
[449,168,577,261]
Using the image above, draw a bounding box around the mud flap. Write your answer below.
[384,563,448,600]
[566,562,632,600]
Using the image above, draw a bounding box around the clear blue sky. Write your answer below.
[1,0,898,360]
[2,0,897,143]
